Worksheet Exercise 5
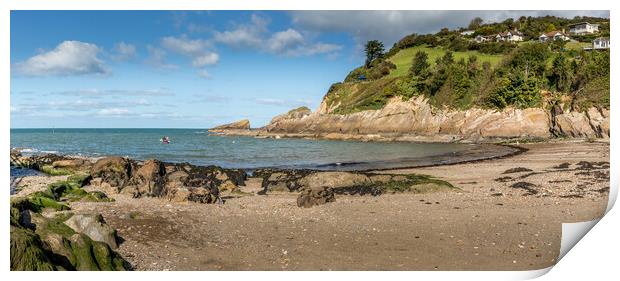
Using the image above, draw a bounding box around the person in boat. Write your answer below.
[161,136,170,144]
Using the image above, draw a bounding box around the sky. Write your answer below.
[10,10,609,128]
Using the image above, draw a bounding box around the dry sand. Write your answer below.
[12,140,610,270]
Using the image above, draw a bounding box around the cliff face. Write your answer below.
[261,96,609,141]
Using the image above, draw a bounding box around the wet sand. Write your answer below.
[11,140,610,270]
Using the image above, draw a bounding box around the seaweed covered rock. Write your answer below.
[254,168,314,193]
[10,177,128,271]
[10,209,128,271]
[162,169,221,203]
[91,157,134,190]
[10,226,56,271]
[69,233,127,271]
[297,186,336,208]
[64,214,118,249]
[254,169,457,197]
[51,159,92,174]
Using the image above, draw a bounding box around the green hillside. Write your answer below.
[387,45,503,78]
[323,16,610,115]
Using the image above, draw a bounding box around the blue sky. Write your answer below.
[10,10,609,128]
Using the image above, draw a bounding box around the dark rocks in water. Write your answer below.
[510,182,538,195]
[553,162,571,169]
[502,167,533,174]
[297,186,336,208]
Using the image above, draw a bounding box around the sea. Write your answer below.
[10,128,517,172]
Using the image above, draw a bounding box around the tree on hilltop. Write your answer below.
[364,40,385,68]
[468,17,484,30]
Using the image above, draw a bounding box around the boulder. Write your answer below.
[52,159,90,170]
[126,159,166,197]
[91,157,133,190]
[297,186,336,208]
[298,172,372,190]
[169,187,192,202]
[64,214,118,249]
[42,233,76,270]
[254,169,313,193]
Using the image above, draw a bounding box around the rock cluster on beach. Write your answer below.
[10,174,128,271]
[8,151,458,271]
[254,169,459,206]
[10,153,248,204]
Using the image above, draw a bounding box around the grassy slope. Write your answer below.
[386,45,504,78]
[325,45,507,114]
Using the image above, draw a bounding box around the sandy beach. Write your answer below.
[11,140,609,270]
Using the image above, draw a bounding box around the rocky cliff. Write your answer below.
[253,95,609,141]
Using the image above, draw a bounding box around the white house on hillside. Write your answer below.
[474,35,489,43]
[460,30,475,36]
[539,31,570,42]
[592,37,610,49]
[568,22,600,35]
[495,30,524,42]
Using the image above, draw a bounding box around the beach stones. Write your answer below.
[297,186,336,208]
[64,214,118,249]
[91,157,134,189]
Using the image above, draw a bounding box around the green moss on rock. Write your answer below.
[10,226,55,271]
[40,165,73,176]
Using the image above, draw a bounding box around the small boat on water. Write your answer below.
[160,136,171,144]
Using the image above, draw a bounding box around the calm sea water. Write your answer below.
[10,128,512,171]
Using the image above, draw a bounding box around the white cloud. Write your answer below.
[145,45,177,69]
[97,108,132,116]
[213,14,267,48]
[161,35,211,56]
[50,88,175,98]
[197,69,211,79]
[14,40,109,76]
[291,11,610,48]
[112,42,136,61]
[192,53,219,67]
[160,35,219,72]
[213,14,341,57]
[255,98,313,107]
[267,29,304,53]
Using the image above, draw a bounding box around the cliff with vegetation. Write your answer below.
[220,16,610,141]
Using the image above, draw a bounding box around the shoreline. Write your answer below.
[12,143,522,174]
[10,140,610,270]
